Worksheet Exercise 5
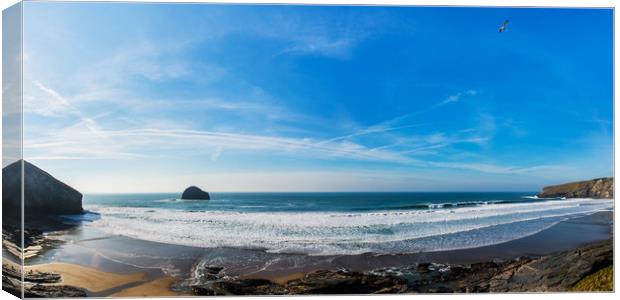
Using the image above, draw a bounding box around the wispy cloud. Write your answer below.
[320,122,424,144]
[281,37,355,58]
[25,127,417,164]
[438,89,477,106]
[428,162,565,175]
[24,72,541,177]
[319,90,488,155]
[25,117,548,177]
[29,81,105,137]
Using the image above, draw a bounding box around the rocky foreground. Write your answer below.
[538,177,613,199]
[2,224,88,297]
[191,239,613,294]
[2,261,88,298]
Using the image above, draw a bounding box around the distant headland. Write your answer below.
[538,177,613,199]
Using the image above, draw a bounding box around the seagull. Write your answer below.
[499,20,509,33]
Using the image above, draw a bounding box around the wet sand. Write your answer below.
[25,263,147,293]
[13,210,614,296]
[419,210,613,263]
[110,276,190,297]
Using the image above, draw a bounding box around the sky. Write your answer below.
[18,3,613,193]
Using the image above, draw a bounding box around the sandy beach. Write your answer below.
[110,276,189,297]
[26,263,147,293]
[2,257,187,297]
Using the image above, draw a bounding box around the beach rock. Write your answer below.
[191,269,408,295]
[488,239,612,292]
[416,263,431,273]
[205,266,223,274]
[408,239,613,292]
[181,186,210,200]
[286,269,408,294]
[2,160,83,219]
[201,266,224,281]
[537,177,613,199]
[2,262,87,298]
[210,279,288,295]
[26,284,88,298]
[2,272,23,298]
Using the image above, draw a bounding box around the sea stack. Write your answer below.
[181,186,211,200]
[2,160,83,218]
[537,177,613,199]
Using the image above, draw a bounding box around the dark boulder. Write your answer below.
[2,160,83,219]
[181,186,210,200]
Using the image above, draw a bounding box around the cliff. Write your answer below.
[537,177,613,199]
[2,160,83,219]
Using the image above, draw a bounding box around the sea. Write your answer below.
[81,192,614,256]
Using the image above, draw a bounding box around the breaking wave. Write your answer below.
[85,198,613,256]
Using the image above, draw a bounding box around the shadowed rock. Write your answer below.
[181,186,210,200]
[538,177,613,199]
[286,269,408,294]
[2,160,83,220]
[192,269,408,295]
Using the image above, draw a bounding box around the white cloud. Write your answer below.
[28,81,105,137]
[428,162,565,175]
[438,89,477,106]
[25,124,552,177]
[282,37,355,58]
[211,146,224,162]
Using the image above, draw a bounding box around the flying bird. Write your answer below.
[499,20,509,33]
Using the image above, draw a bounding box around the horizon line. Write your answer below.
[82,190,540,195]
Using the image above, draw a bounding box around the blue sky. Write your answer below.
[20,3,613,193]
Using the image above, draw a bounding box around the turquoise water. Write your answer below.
[84,192,537,212]
[82,192,614,255]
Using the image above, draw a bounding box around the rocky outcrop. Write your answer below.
[285,270,408,294]
[408,239,612,292]
[2,262,88,298]
[191,239,612,294]
[181,186,210,200]
[537,177,613,199]
[2,160,83,219]
[192,269,408,295]
[3,225,65,260]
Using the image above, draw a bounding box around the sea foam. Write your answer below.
[85,198,613,256]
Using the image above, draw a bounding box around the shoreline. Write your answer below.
[4,210,614,296]
[240,210,613,281]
